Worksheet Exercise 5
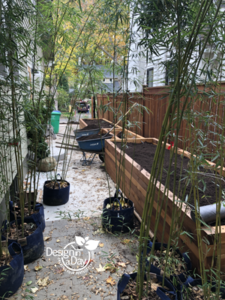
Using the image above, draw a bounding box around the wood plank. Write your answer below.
[105,139,225,273]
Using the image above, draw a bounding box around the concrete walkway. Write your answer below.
[11,218,139,300]
[31,121,115,221]
[10,120,139,300]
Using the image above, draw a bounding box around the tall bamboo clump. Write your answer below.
[129,0,225,298]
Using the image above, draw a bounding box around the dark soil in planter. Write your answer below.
[116,142,223,207]
[78,133,112,141]
[80,124,100,130]
[182,285,223,300]
[3,222,37,239]
[11,202,39,219]
[120,278,175,299]
[117,132,123,138]
[45,180,69,189]
[147,246,186,276]
[106,198,132,210]
[84,119,115,128]
[0,252,13,267]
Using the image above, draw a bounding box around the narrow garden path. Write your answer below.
[10,121,139,300]
[11,217,138,300]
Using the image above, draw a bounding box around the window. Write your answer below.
[147,68,153,87]
[165,61,176,85]
[103,78,105,82]
[0,63,7,78]
[110,78,112,82]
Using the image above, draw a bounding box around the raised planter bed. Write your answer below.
[105,138,225,274]
[79,118,144,142]
[79,118,120,129]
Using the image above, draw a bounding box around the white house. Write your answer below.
[128,3,225,93]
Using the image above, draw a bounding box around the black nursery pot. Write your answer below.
[102,196,134,233]
[117,272,178,300]
[2,215,44,264]
[43,180,70,206]
[180,277,225,300]
[0,242,24,300]
[146,242,192,283]
[10,201,45,232]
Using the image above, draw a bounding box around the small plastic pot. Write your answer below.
[43,176,70,206]
[0,242,24,299]
[145,242,192,283]
[102,195,134,233]
[2,215,44,264]
[9,201,45,232]
[117,272,178,300]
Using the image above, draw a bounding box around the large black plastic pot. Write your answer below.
[10,201,45,232]
[43,179,70,206]
[146,242,192,283]
[102,195,134,233]
[2,215,44,264]
[0,242,24,299]
[117,272,178,300]
[180,276,225,300]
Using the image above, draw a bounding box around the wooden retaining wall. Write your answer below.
[105,138,225,274]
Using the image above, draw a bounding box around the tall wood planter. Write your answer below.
[105,138,225,275]
[79,118,120,129]
[79,118,144,141]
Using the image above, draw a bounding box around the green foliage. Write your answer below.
[58,74,69,92]
[57,88,70,111]
[25,105,51,160]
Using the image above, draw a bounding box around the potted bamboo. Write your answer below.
[0,241,24,299]
[43,174,70,206]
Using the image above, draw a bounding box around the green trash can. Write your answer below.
[50,110,61,134]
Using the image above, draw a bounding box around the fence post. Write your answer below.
[93,95,96,118]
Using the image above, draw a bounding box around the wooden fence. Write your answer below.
[95,84,225,151]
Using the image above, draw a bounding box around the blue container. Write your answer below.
[43,180,70,206]
[77,135,112,151]
[9,201,45,232]
[2,215,44,264]
[117,272,178,300]
[146,242,192,283]
[74,128,100,139]
[102,195,134,233]
[0,242,24,299]
[180,277,225,300]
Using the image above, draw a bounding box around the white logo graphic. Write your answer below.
[46,236,99,274]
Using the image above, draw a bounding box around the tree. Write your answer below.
[58,74,69,92]
[57,88,70,111]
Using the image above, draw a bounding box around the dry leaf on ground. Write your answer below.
[104,263,117,273]
[117,262,126,268]
[37,276,51,287]
[44,236,51,241]
[99,243,104,247]
[34,264,43,271]
[96,264,105,272]
[30,287,38,294]
[24,265,29,271]
[106,276,116,286]
[122,239,131,245]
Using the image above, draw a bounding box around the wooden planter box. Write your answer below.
[105,138,225,274]
[79,118,121,129]
[80,118,144,141]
